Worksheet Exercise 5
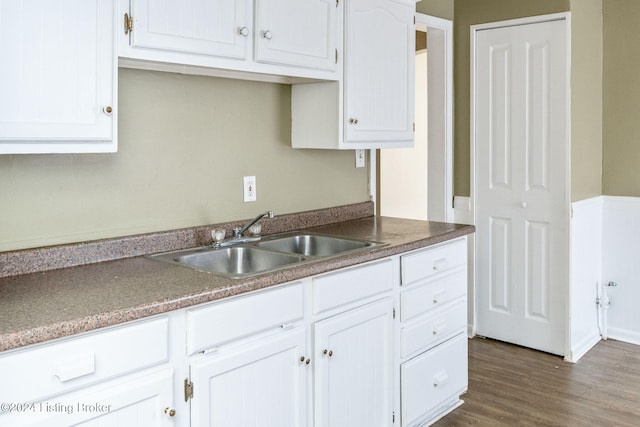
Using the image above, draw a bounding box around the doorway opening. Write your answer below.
[375,14,452,222]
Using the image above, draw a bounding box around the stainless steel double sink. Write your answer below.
[149,233,384,278]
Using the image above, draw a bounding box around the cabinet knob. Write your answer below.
[521,201,528,208]
[103,106,113,115]
[263,30,273,39]
[323,349,333,357]
[432,258,447,271]
[305,358,311,365]
[239,26,249,37]
[349,118,359,124]
[164,407,176,418]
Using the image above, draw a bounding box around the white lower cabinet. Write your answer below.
[1,370,175,427]
[401,334,467,427]
[399,238,469,427]
[0,317,175,426]
[314,298,394,427]
[0,238,469,426]
[189,327,308,427]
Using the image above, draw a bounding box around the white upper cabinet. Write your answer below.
[344,0,415,145]
[291,0,416,149]
[129,0,250,59]
[0,0,117,154]
[120,0,339,80]
[254,0,337,71]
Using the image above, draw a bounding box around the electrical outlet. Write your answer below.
[243,176,256,202]
[355,149,366,168]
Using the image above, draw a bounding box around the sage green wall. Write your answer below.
[603,0,640,196]
[453,0,571,197]
[0,69,369,251]
[416,0,454,20]
[570,0,603,201]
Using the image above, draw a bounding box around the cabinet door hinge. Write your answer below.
[393,308,396,319]
[124,13,133,35]
[184,378,194,402]
[335,48,338,64]
[413,122,416,132]
[336,0,339,7]
[393,411,396,423]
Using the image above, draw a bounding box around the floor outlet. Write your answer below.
[243,176,256,202]
[355,149,366,168]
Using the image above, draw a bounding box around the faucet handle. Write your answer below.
[211,228,226,243]
[267,211,275,218]
[233,227,242,238]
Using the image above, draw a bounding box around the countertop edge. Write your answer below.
[0,220,474,353]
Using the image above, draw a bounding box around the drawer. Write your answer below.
[187,282,304,354]
[401,268,466,321]
[312,259,393,314]
[0,316,169,404]
[401,333,468,427]
[400,298,466,358]
[401,238,466,286]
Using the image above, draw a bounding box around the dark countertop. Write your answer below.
[0,216,474,353]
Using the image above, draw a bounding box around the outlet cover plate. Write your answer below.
[243,176,256,202]
[355,149,365,168]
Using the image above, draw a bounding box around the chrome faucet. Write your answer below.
[233,211,275,238]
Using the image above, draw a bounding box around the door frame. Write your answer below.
[470,12,572,355]
[372,12,453,222]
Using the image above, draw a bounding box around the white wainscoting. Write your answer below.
[569,197,603,362]
[602,196,640,345]
[570,196,640,359]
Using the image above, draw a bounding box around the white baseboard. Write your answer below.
[607,328,640,346]
[566,332,601,363]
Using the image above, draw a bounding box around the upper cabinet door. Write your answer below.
[254,0,337,71]
[344,0,414,145]
[0,0,116,153]
[130,0,250,59]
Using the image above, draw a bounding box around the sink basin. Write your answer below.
[150,232,384,278]
[151,246,305,278]
[255,233,380,257]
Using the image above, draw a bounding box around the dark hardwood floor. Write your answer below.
[433,337,640,426]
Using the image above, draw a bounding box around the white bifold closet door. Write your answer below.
[473,17,569,356]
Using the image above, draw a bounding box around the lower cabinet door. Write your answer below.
[190,327,308,427]
[0,369,175,427]
[314,298,394,427]
[401,333,468,427]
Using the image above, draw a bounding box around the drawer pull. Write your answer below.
[433,371,449,389]
[53,352,95,382]
[433,291,447,304]
[432,321,447,336]
[432,258,448,271]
